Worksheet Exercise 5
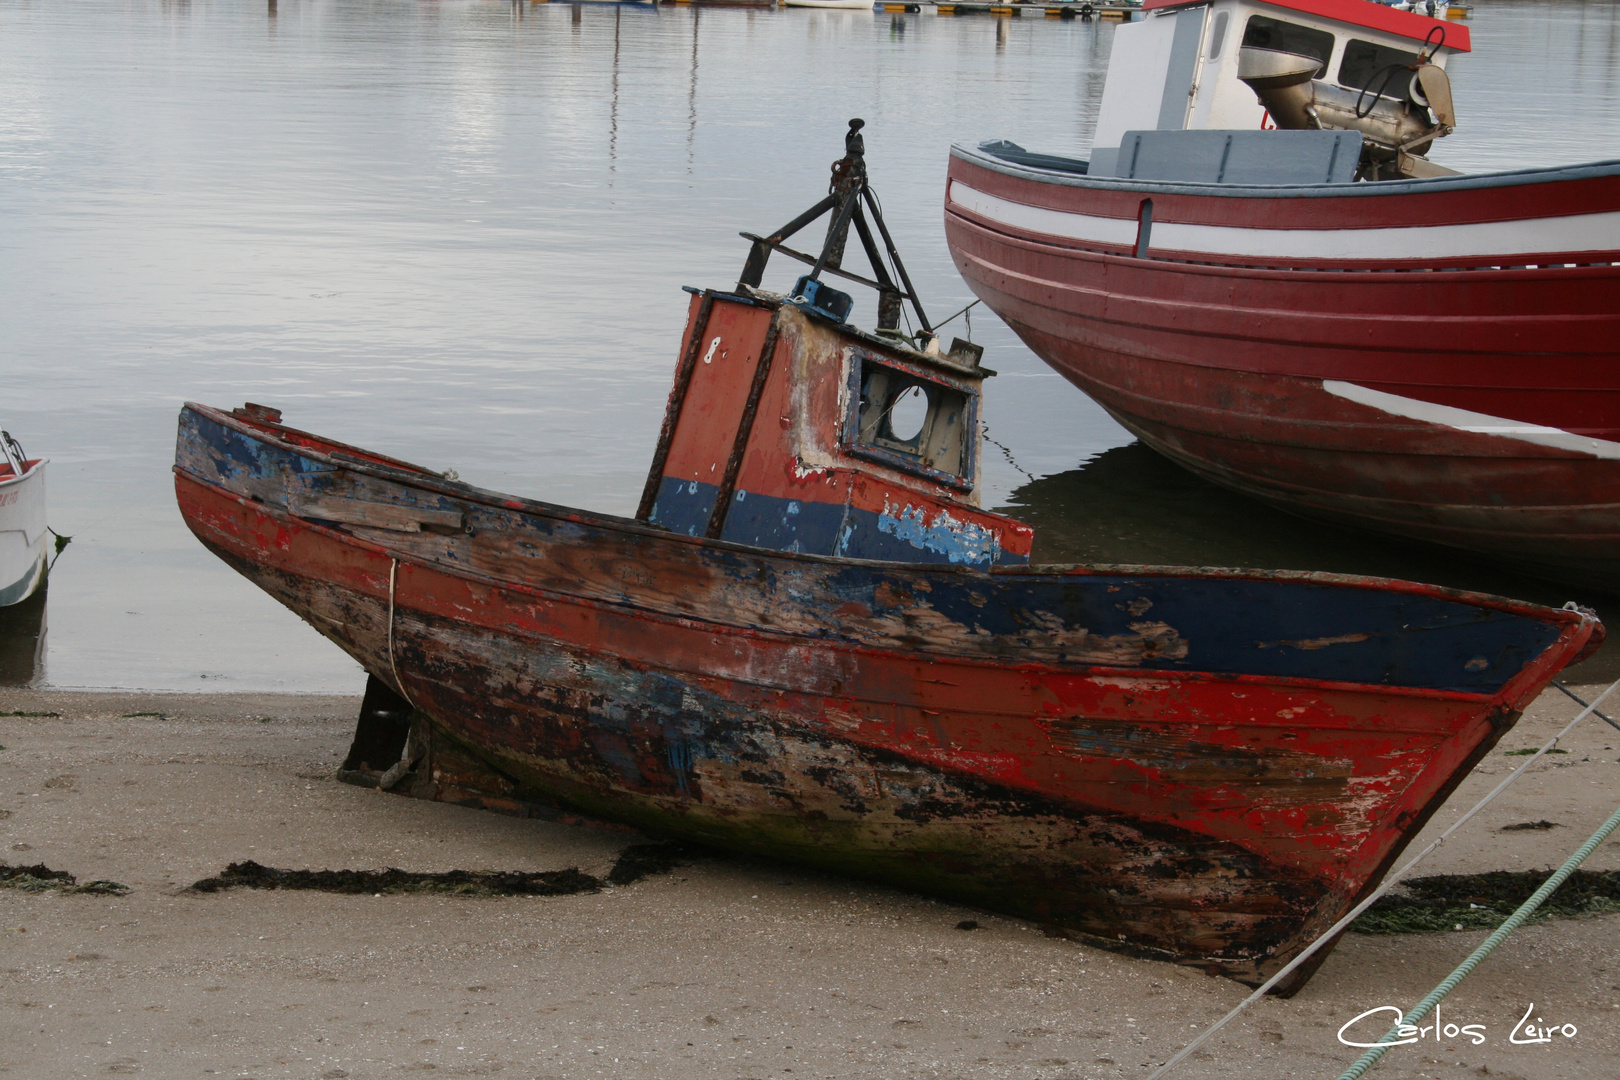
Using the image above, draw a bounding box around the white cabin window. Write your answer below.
[1241,15,1335,78]
[1206,12,1229,59]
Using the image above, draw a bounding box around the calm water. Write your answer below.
[2,0,1618,691]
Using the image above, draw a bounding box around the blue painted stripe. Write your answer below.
[651,476,1026,568]
[647,476,719,539]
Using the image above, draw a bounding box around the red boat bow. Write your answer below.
[945,145,1620,585]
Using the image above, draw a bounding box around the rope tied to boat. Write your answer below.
[1551,680,1620,734]
[1145,674,1620,1080]
[387,558,416,711]
[1334,796,1620,1080]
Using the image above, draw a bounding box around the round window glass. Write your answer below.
[886,385,929,444]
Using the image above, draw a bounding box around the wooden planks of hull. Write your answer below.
[944,148,1620,584]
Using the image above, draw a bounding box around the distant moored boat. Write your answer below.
[0,431,48,608]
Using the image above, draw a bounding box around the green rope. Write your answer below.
[1146,676,1619,1080]
[1335,797,1620,1080]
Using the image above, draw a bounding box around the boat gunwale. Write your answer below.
[176,464,1540,711]
[949,143,1620,203]
[181,401,1590,625]
[177,403,1600,704]
[0,459,46,489]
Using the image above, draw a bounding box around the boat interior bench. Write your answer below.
[984,129,1364,186]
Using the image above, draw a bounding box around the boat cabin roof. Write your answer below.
[1095,0,1466,161]
[1143,0,1470,52]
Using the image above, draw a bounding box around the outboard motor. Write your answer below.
[1237,38,1457,180]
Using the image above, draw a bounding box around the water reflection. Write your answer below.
[610,8,622,175]
[0,585,47,688]
[999,443,1620,681]
[687,8,700,170]
[3,0,1617,691]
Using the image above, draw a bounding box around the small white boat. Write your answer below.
[783,0,875,9]
[0,431,48,607]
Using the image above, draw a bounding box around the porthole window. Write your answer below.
[885,385,930,445]
[845,352,977,490]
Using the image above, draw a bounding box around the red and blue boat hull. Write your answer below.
[175,400,1597,989]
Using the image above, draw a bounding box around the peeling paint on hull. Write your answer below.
[173,402,1600,990]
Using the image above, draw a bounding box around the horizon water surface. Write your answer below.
[3,0,1619,691]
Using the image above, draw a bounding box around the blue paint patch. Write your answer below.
[666,736,694,798]
[181,410,466,515]
[724,488,850,559]
[877,503,1003,566]
[649,475,718,537]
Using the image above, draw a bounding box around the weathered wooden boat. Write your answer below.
[174,128,1602,991]
[945,0,1620,589]
[0,431,48,608]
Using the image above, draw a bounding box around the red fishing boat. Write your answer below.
[945,0,1620,588]
[175,128,1601,990]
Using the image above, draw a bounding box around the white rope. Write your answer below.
[1146,675,1620,1080]
[387,557,415,710]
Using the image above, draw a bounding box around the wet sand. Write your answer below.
[3,686,1618,1080]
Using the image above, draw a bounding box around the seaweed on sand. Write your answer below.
[1352,869,1620,934]
[189,843,696,897]
[0,861,130,896]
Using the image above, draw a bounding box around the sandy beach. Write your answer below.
[3,685,1618,1080]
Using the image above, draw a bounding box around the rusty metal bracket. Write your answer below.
[858,186,930,334]
[736,119,933,339]
[809,181,863,283]
[848,203,903,331]
[738,234,886,293]
[737,194,839,292]
[704,311,784,541]
[637,292,717,523]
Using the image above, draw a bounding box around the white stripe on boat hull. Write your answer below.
[1323,380,1620,460]
[947,180,1620,263]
